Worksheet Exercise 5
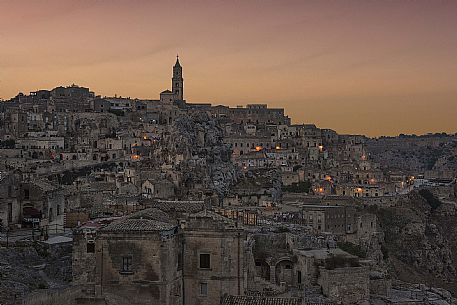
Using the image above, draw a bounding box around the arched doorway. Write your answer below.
[254,259,270,281]
[275,258,294,287]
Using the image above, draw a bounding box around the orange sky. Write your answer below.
[0,0,456,136]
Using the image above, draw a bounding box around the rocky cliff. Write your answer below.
[171,113,239,200]
[363,191,457,295]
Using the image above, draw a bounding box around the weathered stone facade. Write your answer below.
[72,208,245,305]
[182,211,245,305]
[318,266,369,304]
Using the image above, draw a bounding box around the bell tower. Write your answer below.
[172,55,183,101]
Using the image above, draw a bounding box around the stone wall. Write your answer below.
[95,232,182,305]
[183,228,245,305]
[21,286,83,305]
[318,266,369,304]
[72,231,97,285]
[370,278,391,296]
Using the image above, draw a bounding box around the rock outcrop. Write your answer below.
[363,191,457,295]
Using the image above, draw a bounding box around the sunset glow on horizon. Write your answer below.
[1,0,457,136]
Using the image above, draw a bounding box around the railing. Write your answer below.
[0,228,40,246]
[0,224,68,247]
[43,223,67,235]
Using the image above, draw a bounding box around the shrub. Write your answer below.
[282,181,311,193]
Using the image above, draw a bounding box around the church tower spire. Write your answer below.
[172,55,183,101]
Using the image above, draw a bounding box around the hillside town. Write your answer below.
[1,58,457,305]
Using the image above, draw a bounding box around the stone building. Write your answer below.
[224,135,272,156]
[51,85,94,113]
[221,295,304,305]
[318,266,369,304]
[93,210,182,305]
[301,205,356,235]
[20,179,65,229]
[228,104,291,125]
[0,171,21,228]
[172,56,184,101]
[182,210,245,305]
[248,231,370,305]
[72,207,245,305]
[72,220,103,286]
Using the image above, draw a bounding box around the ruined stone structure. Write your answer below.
[318,266,370,304]
[94,216,181,305]
[72,208,245,305]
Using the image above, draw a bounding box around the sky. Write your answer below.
[0,0,456,137]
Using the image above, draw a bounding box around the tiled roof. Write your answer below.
[87,181,116,191]
[222,296,302,305]
[100,218,175,233]
[32,179,59,192]
[143,200,206,213]
[127,208,174,223]
[190,210,233,223]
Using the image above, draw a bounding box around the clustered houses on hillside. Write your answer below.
[1,58,456,305]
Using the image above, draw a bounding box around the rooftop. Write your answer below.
[100,218,176,233]
[222,296,302,305]
[143,199,206,214]
[298,248,356,260]
[126,207,174,223]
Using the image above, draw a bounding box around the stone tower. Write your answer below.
[172,55,184,101]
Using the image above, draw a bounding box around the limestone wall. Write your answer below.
[21,286,82,305]
[318,266,369,304]
[183,230,245,305]
[96,232,182,305]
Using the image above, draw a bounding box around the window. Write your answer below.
[87,242,95,253]
[199,283,208,296]
[8,203,12,223]
[178,253,183,271]
[122,256,133,273]
[297,271,302,284]
[24,189,30,200]
[285,264,292,269]
[199,253,211,269]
